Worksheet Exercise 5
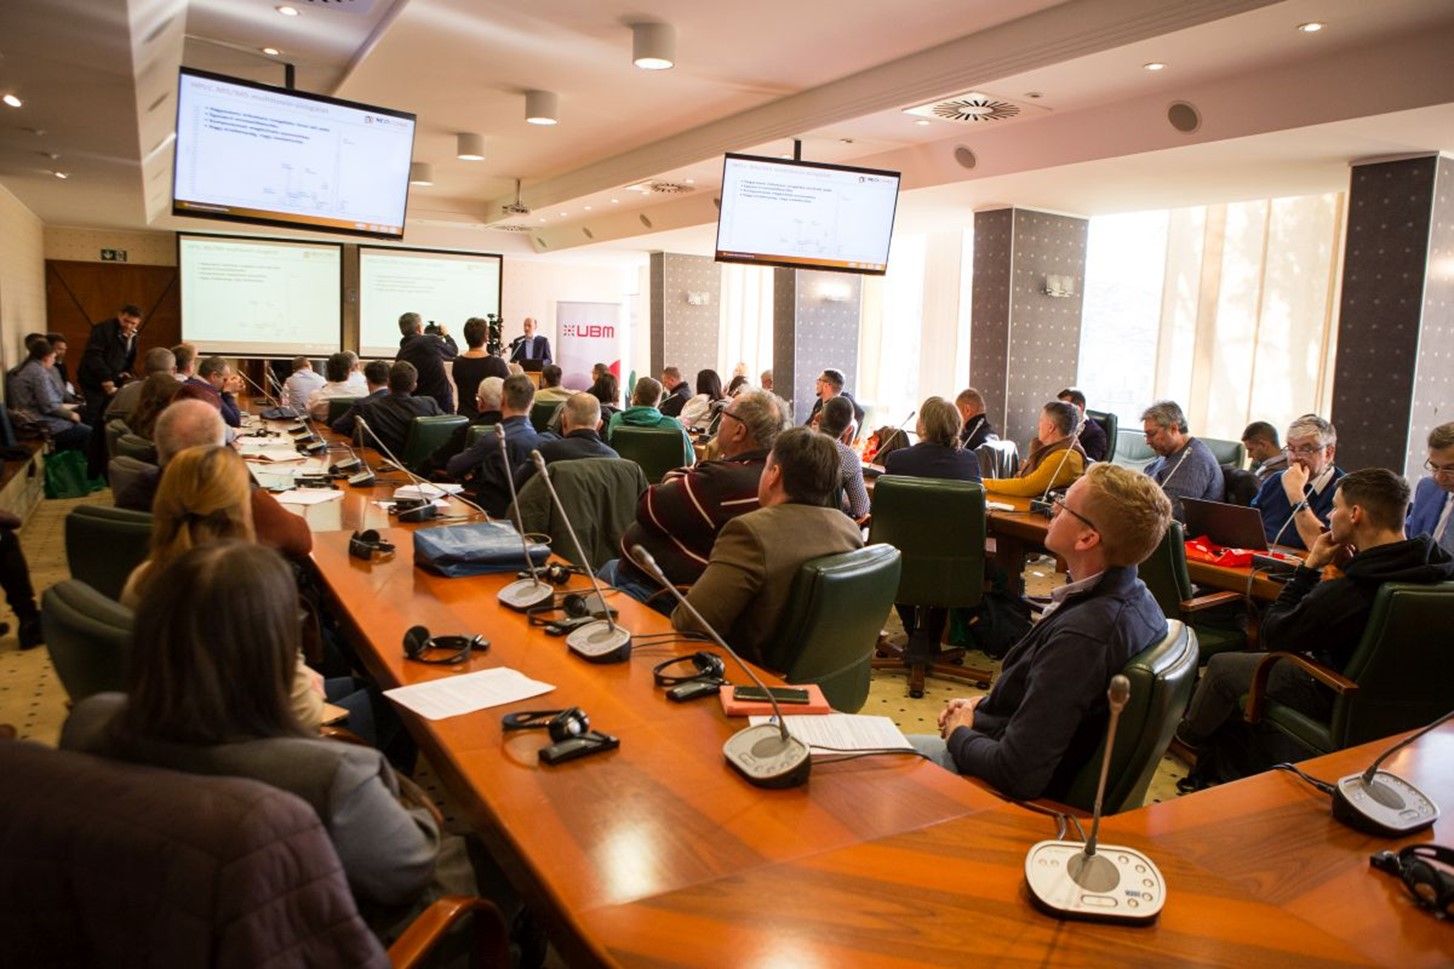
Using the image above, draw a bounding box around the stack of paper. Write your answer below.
[747,713,912,753]
[394,482,465,500]
[384,667,554,720]
[272,489,345,506]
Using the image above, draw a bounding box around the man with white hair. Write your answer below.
[1250,414,1345,550]
[513,392,619,488]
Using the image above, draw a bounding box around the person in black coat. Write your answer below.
[395,312,456,414]
[955,387,997,451]
[514,393,619,488]
[79,304,142,475]
[804,368,864,427]
[353,361,442,458]
[1058,387,1107,463]
[658,366,691,418]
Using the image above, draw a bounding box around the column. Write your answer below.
[773,269,863,423]
[648,252,720,380]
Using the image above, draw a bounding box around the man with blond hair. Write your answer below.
[911,463,1172,801]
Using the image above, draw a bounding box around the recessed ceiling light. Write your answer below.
[684,178,695,184]
[584,205,592,210]
[1298,22,1324,33]
[778,153,791,159]
[631,23,676,70]
[2,94,22,109]
[1143,62,1166,71]
[52,171,69,180]
[261,47,280,56]
[610,198,619,204]
[275,5,299,16]
[1025,91,1043,99]
[913,119,931,126]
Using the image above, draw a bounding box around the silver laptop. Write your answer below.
[1181,497,1268,551]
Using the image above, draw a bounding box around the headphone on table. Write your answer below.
[349,529,395,561]
[527,591,613,623]
[402,625,487,665]
[1371,844,1454,918]
[652,652,726,687]
[516,563,579,586]
[501,707,590,742]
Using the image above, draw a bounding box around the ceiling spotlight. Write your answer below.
[684,178,695,184]
[275,5,299,16]
[525,90,558,125]
[610,198,619,204]
[52,171,69,180]
[778,153,791,159]
[584,205,592,210]
[456,132,485,160]
[913,119,931,126]
[2,94,21,109]
[1298,21,1324,33]
[632,22,676,70]
[261,47,280,56]
[408,162,434,186]
[1143,62,1166,71]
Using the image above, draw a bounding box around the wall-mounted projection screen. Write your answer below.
[357,247,503,358]
[178,234,342,356]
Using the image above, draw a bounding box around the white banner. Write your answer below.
[555,301,623,390]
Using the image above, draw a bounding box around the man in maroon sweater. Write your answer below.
[599,389,788,612]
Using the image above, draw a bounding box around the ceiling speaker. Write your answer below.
[954,145,977,170]
[1167,101,1200,133]
[582,227,594,239]
[639,214,654,229]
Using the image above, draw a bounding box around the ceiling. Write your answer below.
[1,0,1453,258]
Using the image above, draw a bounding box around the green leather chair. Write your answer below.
[466,423,499,448]
[529,401,560,433]
[867,475,990,698]
[509,458,649,571]
[41,580,133,702]
[610,426,689,483]
[1202,437,1247,470]
[64,506,153,602]
[1086,409,1119,463]
[1059,620,1199,814]
[758,544,903,713]
[401,415,468,474]
[113,433,157,465]
[104,418,130,459]
[1137,521,1247,659]
[1244,581,1454,757]
[326,397,358,424]
[1112,428,1156,469]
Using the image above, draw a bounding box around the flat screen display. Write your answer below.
[178,234,342,356]
[357,248,503,358]
[172,68,415,239]
[714,153,901,274]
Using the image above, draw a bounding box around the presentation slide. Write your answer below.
[358,248,503,358]
[715,154,900,274]
[179,235,342,356]
[173,68,415,239]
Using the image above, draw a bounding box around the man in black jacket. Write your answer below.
[446,374,542,516]
[1177,468,1454,761]
[803,368,864,428]
[1058,387,1107,463]
[395,311,456,413]
[910,463,1172,801]
[353,361,441,458]
[658,366,691,418]
[78,304,141,474]
[955,387,996,451]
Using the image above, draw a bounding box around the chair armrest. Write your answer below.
[388,895,509,969]
[320,725,369,746]
[1024,796,1091,820]
[1180,590,1243,612]
[1243,652,1358,724]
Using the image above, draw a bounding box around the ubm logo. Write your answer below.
[562,324,615,338]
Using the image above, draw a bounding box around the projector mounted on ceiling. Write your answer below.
[501,178,531,216]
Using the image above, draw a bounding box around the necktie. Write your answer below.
[1436,494,1454,556]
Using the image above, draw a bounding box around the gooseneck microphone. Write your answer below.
[355,416,492,522]
[1030,413,1086,517]
[1024,674,1165,924]
[530,450,632,662]
[496,430,554,610]
[1329,707,1451,837]
[629,544,811,789]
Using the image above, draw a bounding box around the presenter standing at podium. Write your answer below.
[509,317,552,366]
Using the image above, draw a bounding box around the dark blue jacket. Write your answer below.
[1251,467,1344,550]
[446,415,543,516]
[1407,476,1450,541]
[946,566,1167,801]
[882,441,981,482]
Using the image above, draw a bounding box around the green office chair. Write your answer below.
[867,475,991,698]
[1201,437,1247,470]
[1087,409,1119,463]
[610,426,689,483]
[1137,520,1247,660]
[1244,581,1454,757]
[759,544,903,713]
[529,401,560,433]
[326,397,358,424]
[1058,620,1199,814]
[104,418,130,459]
[401,415,468,474]
[112,433,157,465]
[106,456,153,503]
[1111,428,1156,469]
[41,580,133,702]
[509,458,649,570]
[466,423,499,448]
[64,506,153,602]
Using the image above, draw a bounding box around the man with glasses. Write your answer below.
[909,464,1172,801]
[1140,400,1224,521]
[1409,422,1454,554]
[1250,414,1345,551]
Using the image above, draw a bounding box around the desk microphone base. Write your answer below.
[566,621,632,663]
[723,724,811,789]
[1025,840,1164,924]
[498,577,555,611]
[1332,772,1438,837]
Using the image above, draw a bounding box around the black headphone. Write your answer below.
[402,625,486,665]
[349,529,395,561]
[1372,844,1454,918]
[501,707,590,742]
[527,591,613,623]
[652,652,726,686]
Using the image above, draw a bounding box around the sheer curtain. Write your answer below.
[717,263,774,382]
[856,232,927,429]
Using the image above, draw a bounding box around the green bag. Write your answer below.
[43,449,105,499]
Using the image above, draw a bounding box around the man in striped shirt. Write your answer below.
[598,390,789,612]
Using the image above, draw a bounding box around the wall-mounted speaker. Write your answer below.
[954,145,977,170]
[1167,101,1201,133]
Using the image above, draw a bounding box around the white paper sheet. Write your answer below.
[272,488,345,506]
[394,482,465,500]
[747,713,912,753]
[986,500,1016,512]
[242,448,308,464]
[384,667,554,720]
[372,498,450,510]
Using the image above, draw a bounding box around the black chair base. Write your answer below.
[873,633,992,698]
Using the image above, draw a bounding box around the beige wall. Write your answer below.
[501,257,642,351]
[0,184,46,373]
[44,226,175,266]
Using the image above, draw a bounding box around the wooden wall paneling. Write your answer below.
[44,260,180,356]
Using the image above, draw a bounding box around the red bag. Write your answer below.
[1184,535,1255,569]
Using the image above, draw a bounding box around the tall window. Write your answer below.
[857,232,927,428]
[717,263,774,382]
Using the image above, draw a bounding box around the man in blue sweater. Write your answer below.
[910,463,1171,801]
[1141,399,1223,521]
[1251,414,1344,550]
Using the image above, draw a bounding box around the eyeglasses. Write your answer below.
[1285,443,1326,457]
[1424,459,1454,477]
[1051,495,1098,532]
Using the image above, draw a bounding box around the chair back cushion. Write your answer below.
[529,401,560,433]
[511,458,649,570]
[0,741,387,969]
[113,434,157,465]
[466,423,498,448]
[1111,428,1157,468]
[1087,410,1119,463]
[1201,437,1247,469]
[63,505,153,601]
[106,456,154,504]
[326,396,358,423]
[974,439,1020,479]
[41,580,132,702]
[867,475,985,609]
[402,415,468,472]
[761,544,902,713]
[104,418,130,459]
[610,426,688,483]
[1137,520,1194,620]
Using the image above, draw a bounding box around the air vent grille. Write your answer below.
[931,97,1019,123]
[494,224,534,233]
[647,181,692,194]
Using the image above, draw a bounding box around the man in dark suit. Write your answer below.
[1408,421,1454,555]
[354,361,442,458]
[78,304,142,474]
[446,374,542,515]
[658,366,691,417]
[514,393,619,488]
[955,387,996,451]
[395,311,456,413]
[1058,387,1107,463]
[330,360,390,437]
[509,317,552,366]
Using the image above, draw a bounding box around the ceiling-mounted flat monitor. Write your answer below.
[172,67,416,240]
[714,153,901,275]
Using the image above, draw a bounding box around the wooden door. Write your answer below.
[44,260,180,357]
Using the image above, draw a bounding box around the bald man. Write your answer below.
[509,317,552,365]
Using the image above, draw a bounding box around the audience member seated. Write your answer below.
[672,428,864,666]
[759,369,774,393]
[427,376,506,473]
[679,369,727,430]
[605,376,694,466]
[45,331,80,404]
[306,352,360,420]
[171,341,197,384]
[125,373,183,440]
[1140,400,1225,521]
[816,396,870,519]
[395,311,457,414]
[585,372,620,427]
[1241,420,1288,483]
[658,366,692,417]
[59,541,452,928]
[175,355,244,428]
[105,346,175,423]
[1176,469,1454,784]
[804,367,865,428]
[727,374,749,397]
[955,387,996,451]
[282,356,325,414]
[331,360,390,436]
[601,390,786,612]
[447,374,541,516]
[862,424,910,465]
[883,395,982,483]
[0,509,43,650]
[340,351,369,394]
[909,464,1172,800]
[353,361,443,459]
[534,365,572,406]
[116,400,312,560]
[1058,387,1107,462]
[1251,414,1344,550]
[1407,421,1454,554]
[983,401,1085,498]
[514,393,619,488]
[10,338,90,451]
[451,317,510,420]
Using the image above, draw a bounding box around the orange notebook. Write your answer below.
[718,683,831,717]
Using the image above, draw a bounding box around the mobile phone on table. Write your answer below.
[732,686,810,705]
